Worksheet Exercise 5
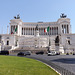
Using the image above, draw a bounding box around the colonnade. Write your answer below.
[21,27,58,35]
[10,25,69,35]
[48,27,58,35]
[22,28,35,35]
[62,25,69,34]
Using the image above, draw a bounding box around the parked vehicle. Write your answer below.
[56,53,60,55]
[66,53,69,55]
[17,51,31,56]
[48,51,56,56]
[73,53,75,55]
[0,51,9,55]
[17,52,25,56]
[24,51,31,56]
[36,51,44,55]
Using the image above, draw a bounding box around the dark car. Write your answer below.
[17,52,25,56]
[56,53,60,55]
[73,53,75,55]
[0,51,9,55]
[66,53,69,55]
[36,51,44,55]
[17,51,31,56]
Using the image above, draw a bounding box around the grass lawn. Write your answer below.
[0,55,59,75]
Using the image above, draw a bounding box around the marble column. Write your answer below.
[62,25,64,33]
[26,28,27,35]
[57,27,58,35]
[53,27,54,35]
[11,26,12,33]
[67,25,69,33]
[22,28,23,35]
[39,28,40,35]
[34,27,35,35]
[63,25,65,34]
[29,28,30,35]
[52,27,53,35]
[65,25,66,34]
[13,26,15,34]
[51,27,52,35]
[33,28,34,35]
[30,28,32,35]
[25,28,26,35]
[23,28,24,35]
[24,28,25,35]
[31,28,32,35]
[54,27,55,35]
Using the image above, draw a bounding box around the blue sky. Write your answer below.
[0,0,75,34]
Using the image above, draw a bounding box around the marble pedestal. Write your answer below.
[59,44,64,54]
[0,43,1,51]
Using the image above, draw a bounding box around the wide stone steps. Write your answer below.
[11,47,47,53]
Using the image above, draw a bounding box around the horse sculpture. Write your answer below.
[60,13,67,18]
[14,14,20,19]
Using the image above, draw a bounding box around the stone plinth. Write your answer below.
[59,44,64,54]
[35,30,39,37]
[0,43,1,51]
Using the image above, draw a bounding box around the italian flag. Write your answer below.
[15,27,17,32]
[44,27,49,32]
[11,32,13,34]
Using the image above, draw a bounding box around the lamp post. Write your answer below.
[7,25,9,34]
[47,23,51,53]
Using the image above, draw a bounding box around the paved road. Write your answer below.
[26,54,75,74]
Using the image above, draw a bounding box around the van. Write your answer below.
[48,51,56,56]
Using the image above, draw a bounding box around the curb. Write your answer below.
[26,56,61,75]
[34,59,61,75]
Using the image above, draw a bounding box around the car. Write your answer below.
[17,52,25,56]
[17,51,31,56]
[24,51,31,56]
[56,53,60,55]
[0,51,9,55]
[48,51,56,56]
[36,51,44,55]
[66,53,69,55]
[73,53,75,55]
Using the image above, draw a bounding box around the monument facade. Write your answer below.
[0,14,75,53]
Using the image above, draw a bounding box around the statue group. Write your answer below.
[35,24,39,30]
[60,13,67,18]
[14,14,20,19]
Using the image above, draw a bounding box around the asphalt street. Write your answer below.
[26,54,75,74]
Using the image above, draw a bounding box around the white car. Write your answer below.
[48,51,56,56]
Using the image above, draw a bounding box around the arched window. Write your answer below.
[7,41,9,45]
[68,40,70,45]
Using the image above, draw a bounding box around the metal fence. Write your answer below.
[27,57,75,75]
[48,61,75,75]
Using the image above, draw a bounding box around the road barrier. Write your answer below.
[27,56,75,75]
[48,61,75,75]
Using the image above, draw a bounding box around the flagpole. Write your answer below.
[49,22,50,46]
[7,25,8,34]
[47,23,51,53]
